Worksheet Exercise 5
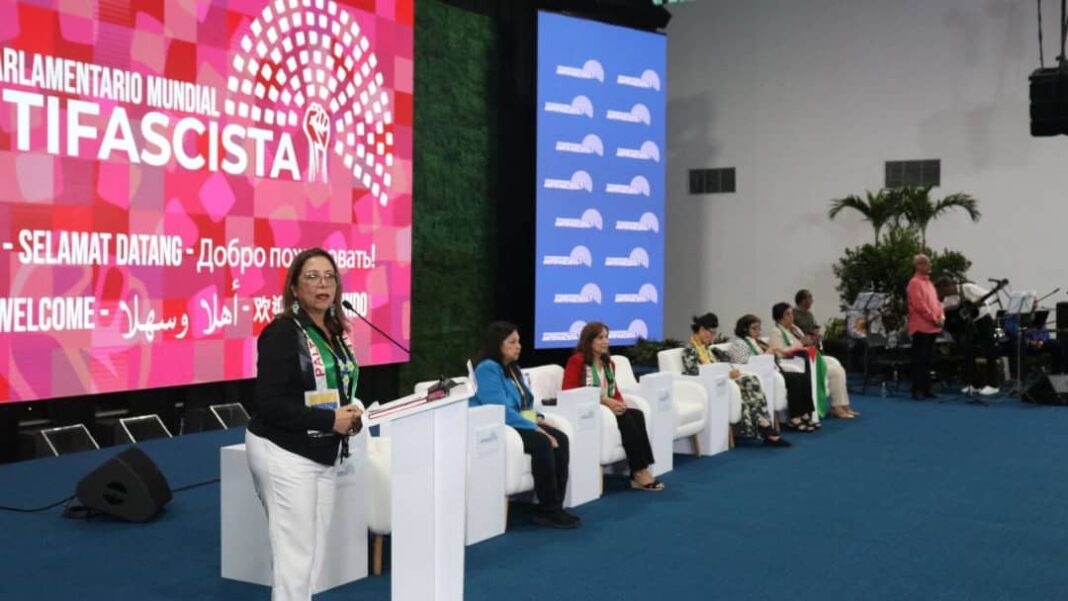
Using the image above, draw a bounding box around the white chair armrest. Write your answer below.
[621,392,651,416]
[538,410,574,439]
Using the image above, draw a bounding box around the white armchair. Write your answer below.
[656,347,735,453]
[658,347,742,424]
[610,354,642,395]
[449,365,576,517]
[537,358,651,489]
[413,374,513,544]
[521,365,600,506]
[744,354,785,420]
[365,433,391,575]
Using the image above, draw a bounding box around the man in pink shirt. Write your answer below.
[907,254,944,399]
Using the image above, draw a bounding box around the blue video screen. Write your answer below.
[534,12,666,349]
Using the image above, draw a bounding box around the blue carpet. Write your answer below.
[2,393,1067,600]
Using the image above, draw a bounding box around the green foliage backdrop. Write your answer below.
[398,1,499,389]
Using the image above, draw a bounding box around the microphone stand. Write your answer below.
[339,302,460,400]
[341,300,411,355]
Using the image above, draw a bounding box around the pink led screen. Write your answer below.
[0,0,414,402]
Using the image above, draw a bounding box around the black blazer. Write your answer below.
[248,314,356,466]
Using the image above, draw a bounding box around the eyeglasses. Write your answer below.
[301,271,338,284]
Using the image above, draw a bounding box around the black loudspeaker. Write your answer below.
[75,448,173,522]
[1022,374,1068,405]
[1030,67,1068,137]
[1056,302,1068,334]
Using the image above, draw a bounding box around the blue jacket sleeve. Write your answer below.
[472,360,537,430]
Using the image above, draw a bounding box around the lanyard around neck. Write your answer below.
[591,358,614,394]
[777,324,794,346]
[294,319,357,400]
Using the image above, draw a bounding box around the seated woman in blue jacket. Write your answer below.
[470,321,580,529]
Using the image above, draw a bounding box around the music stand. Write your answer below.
[1004,290,1037,395]
[849,291,889,392]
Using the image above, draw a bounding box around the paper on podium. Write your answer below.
[364,396,428,426]
[363,385,474,427]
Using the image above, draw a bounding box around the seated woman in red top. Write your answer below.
[562,322,663,491]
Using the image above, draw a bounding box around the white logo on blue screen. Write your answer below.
[606,103,651,125]
[543,245,594,267]
[604,247,650,268]
[554,283,603,305]
[556,209,604,230]
[609,320,650,341]
[617,69,662,91]
[556,60,605,82]
[556,134,604,156]
[542,320,588,343]
[616,141,660,162]
[544,95,595,117]
[615,284,659,304]
[616,212,660,232]
[545,170,594,192]
[606,176,651,196]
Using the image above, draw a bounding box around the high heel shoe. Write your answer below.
[630,478,665,491]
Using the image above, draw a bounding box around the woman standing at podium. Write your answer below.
[246,248,363,601]
[470,321,580,528]
[562,322,664,491]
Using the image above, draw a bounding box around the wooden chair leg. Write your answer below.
[728,426,735,449]
[504,498,509,525]
[372,534,383,576]
[599,466,605,496]
[689,434,700,456]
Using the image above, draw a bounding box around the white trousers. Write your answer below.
[246,430,338,601]
[824,355,851,407]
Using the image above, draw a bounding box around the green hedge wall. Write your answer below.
[398,0,499,389]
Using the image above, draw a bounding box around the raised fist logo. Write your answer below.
[303,103,330,183]
[225,0,396,205]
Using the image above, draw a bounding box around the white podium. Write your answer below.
[539,386,600,507]
[696,364,733,455]
[220,427,369,591]
[638,372,675,477]
[368,388,471,601]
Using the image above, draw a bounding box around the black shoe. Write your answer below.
[763,436,791,447]
[559,508,582,525]
[532,508,578,529]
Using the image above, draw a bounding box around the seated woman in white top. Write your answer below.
[768,302,858,419]
[728,313,818,433]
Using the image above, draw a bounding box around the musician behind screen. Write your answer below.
[936,277,1001,396]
